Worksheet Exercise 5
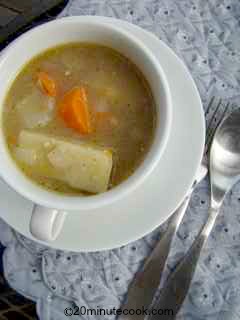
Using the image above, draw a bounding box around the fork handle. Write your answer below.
[119,198,191,320]
[149,207,219,320]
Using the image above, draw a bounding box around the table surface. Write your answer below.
[1,1,240,320]
[0,262,36,320]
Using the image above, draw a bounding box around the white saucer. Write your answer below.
[0,17,205,252]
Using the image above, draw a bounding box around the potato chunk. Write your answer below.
[19,130,113,193]
[13,147,38,166]
[16,89,54,129]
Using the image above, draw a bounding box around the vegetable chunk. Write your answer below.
[16,89,54,129]
[37,71,57,97]
[19,130,113,193]
[13,147,37,166]
[58,87,92,134]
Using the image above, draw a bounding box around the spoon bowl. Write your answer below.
[210,109,240,206]
[149,105,240,320]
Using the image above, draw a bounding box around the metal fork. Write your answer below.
[148,98,233,320]
[119,97,228,320]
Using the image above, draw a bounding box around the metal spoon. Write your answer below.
[148,108,240,320]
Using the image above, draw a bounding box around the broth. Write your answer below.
[3,43,156,195]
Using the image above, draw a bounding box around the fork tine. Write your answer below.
[205,96,215,116]
[205,101,230,155]
[205,99,222,146]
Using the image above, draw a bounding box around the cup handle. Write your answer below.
[30,205,67,242]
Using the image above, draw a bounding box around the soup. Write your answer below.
[3,43,156,195]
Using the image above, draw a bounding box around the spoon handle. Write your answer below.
[149,207,219,320]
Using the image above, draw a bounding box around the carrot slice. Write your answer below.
[58,87,92,134]
[37,71,57,97]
